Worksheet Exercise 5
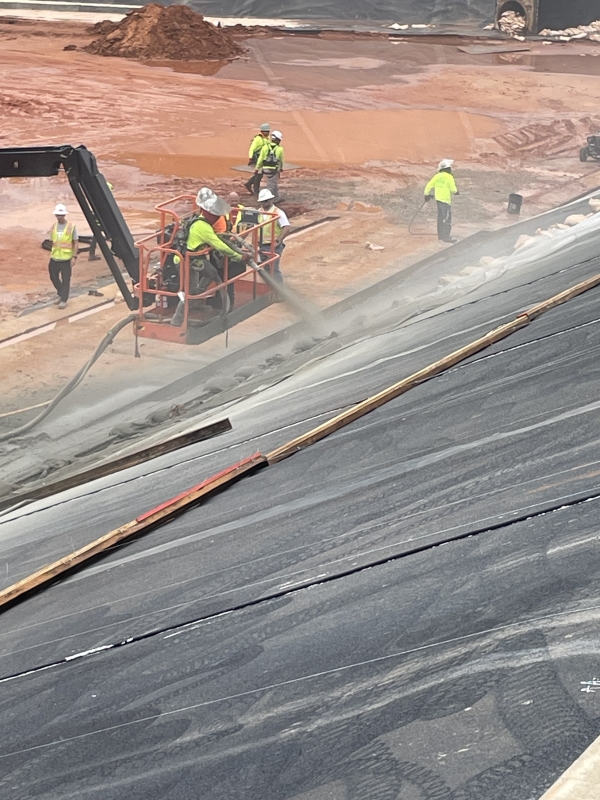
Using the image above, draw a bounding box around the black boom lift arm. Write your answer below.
[0,144,138,309]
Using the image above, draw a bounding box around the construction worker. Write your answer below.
[48,203,78,309]
[257,188,291,281]
[424,159,458,243]
[186,189,250,311]
[196,186,227,233]
[244,123,270,195]
[227,192,244,233]
[255,130,284,203]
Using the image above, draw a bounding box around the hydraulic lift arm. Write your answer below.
[0,144,139,309]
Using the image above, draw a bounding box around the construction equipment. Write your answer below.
[0,144,281,345]
[135,195,280,345]
[0,145,140,309]
[580,134,600,163]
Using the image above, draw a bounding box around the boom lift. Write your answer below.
[0,144,279,344]
[0,144,139,309]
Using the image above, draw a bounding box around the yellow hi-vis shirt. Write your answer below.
[186,218,242,260]
[50,221,76,260]
[425,171,457,205]
[248,134,268,161]
[256,142,284,173]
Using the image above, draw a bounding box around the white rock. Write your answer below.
[588,198,600,213]
[438,275,461,286]
[514,233,535,250]
[564,214,587,226]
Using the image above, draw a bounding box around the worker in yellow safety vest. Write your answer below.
[424,159,459,243]
[48,203,78,309]
[257,188,291,282]
[244,123,271,196]
[226,192,245,233]
[255,130,284,203]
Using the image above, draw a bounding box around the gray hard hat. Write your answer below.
[260,123,271,132]
[196,188,231,217]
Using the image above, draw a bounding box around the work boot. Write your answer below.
[58,300,67,309]
[53,296,61,305]
[243,178,255,194]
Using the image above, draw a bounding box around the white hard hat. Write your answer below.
[438,159,454,170]
[196,187,216,206]
[197,189,231,217]
[258,189,275,202]
[271,130,283,141]
[53,203,68,215]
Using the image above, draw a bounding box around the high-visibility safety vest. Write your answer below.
[424,171,457,205]
[256,142,284,173]
[248,134,268,163]
[50,222,75,261]
[258,208,283,244]
[227,204,244,233]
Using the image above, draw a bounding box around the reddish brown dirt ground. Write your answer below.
[1,15,600,418]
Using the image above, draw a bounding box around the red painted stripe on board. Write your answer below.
[135,453,263,522]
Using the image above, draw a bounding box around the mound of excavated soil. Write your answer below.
[85,3,245,61]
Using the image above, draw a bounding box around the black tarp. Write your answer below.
[537,0,598,31]
[164,0,496,24]
[2,197,600,797]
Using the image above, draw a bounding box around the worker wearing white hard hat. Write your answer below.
[257,187,290,282]
[48,203,79,308]
[196,187,229,233]
[424,159,459,243]
[255,129,285,203]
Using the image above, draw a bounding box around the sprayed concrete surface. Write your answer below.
[1,16,600,446]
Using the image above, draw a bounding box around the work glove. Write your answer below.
[240,252,252,264]
[247,159,253,166]
[424,195,432,203]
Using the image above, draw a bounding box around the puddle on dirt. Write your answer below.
[143,59,230,75]
[272,57,389,70]
[486,52,600,76]
[124,153,242,179]
[524,54,600,76]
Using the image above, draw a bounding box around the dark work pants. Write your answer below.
[437,201,452,241]
[245,171,262,195]
[48,258,72,302]
[259,242,285,281]
[226,260,246,307]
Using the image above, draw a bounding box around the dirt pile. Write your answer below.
[85,3,245,61]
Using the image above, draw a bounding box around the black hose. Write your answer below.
[408,199,437,236]
[0,314,137,443]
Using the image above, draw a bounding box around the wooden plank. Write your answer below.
[540,732,600,799]
[268,269,600,464]
[0,453,266,610]
[0,418,233,513]
[522,272,600,320]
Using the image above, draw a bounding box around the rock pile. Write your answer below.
[85,3,245,61]
[498,9,527,37]
[539,19,600,42]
